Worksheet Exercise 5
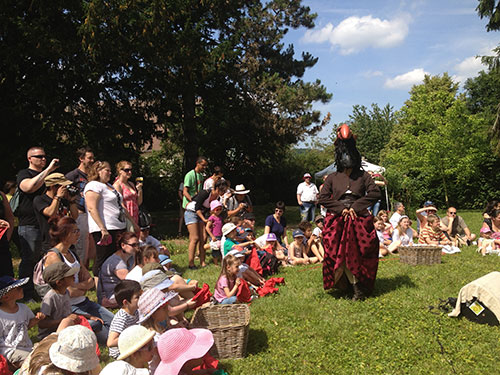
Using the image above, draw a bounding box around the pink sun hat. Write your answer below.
[154,328,214,375]
[210,200,222,211]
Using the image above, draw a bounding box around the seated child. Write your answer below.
[101,325,155,375]
[299,220,324,262]
[204,200,223,265]
[107,280,142,359]
[0,276,45,370]
[38,262,101,340]
[227,249,265,287]
[139,225,170,257]
[418,214,451,246]
[214,254,241,304]
[222,223,254,257]
[156,327,216,375]
[374,217,390,257]
[288,229,318,265]
[477,227,500,256]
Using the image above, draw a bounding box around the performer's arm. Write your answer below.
[318,176,345,214]
[351,173,382,214]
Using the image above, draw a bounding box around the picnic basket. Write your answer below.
[399,245,442,265]
[190,304,250,359]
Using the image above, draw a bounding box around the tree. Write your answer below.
[348,103,396,164]
[381,74,496,208]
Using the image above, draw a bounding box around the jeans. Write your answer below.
[71,297,114,345]
[300,202,316,222]
[370,200,381,217]
[18,225,42,299]
[220,296,237,305]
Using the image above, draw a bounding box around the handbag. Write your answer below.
[9,188,20,215]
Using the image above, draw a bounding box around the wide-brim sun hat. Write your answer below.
[117,325,156,360]
[154,328,214,375]
[0,276,29,299]
[138,287,178,323]
[222,222,237,236]
[45,173,73,187]
[140,269,174,291]
[49,325,99,373]
[233,184,250,194]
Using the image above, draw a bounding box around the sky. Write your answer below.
[283,0,499,144]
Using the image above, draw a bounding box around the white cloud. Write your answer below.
[302,14,410,55]
[361,70,383,78]
[384,68,428,89]
[452,56,485,83]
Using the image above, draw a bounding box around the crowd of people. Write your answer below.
[0,143,497,375]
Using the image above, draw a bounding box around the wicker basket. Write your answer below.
[190,304,250,359]
[399,245,442,265]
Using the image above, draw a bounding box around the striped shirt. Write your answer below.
[419,224,446,244]
[108,309,139,359]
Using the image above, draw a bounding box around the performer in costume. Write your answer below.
[318,124,381,300]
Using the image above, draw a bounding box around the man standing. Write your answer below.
[66,147,94,264]
[389,202,405,228]
[441,207,477,246]
[296,173,319,222]
[17,146,59,300]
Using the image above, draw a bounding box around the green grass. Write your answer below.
[22,207,500,374]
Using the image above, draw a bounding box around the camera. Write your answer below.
[67,185,80,197]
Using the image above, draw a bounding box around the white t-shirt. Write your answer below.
[389,212,403,229]
[392,228,414,246]
[296,182,319,203]
[0,303,34,358]
[100,360,149,375]
[84,181,126,233]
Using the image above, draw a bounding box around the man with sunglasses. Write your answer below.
[441,207,477,246]
[16,146,60,300]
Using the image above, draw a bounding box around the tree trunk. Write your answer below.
[182,80,198,173]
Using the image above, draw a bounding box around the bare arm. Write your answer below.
[283,227,289,247]
[107,331,119,348]
[19,159,59,193]
[224,278,241,298]
[115,268,129,280]
[136,182,143,206]
[206,220,215,241]
[264,225,271,235]
[183,185,192,202]
[296,194,302,206]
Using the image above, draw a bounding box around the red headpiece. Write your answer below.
[337,124,352,140]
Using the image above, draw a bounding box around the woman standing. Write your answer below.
[84,161,139,277]
[184,179,228,269]
[113,160,143,225]
[318,124,381,301]
[264,201,289,251]
[42,216,114,344]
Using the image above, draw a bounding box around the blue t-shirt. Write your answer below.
[265,215,287,244]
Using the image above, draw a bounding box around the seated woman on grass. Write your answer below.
[388,215,413,253]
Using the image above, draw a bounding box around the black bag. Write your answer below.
[259,251,280,277]
[138,206,152,229]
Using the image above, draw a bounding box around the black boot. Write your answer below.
[352,283,365,301]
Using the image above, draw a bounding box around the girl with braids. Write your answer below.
[318,124,381,301]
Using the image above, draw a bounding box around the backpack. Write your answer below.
[258,251,280,277]
[33,248,79,299]
[138,206,152,229]
[9,188,20,216]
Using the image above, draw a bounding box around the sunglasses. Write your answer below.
[449,212,457,215]
[30,155,46,159]
[126,242,140,248]
[122,168,133,173]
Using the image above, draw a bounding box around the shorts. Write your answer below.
[184,210,200,225]
[212,249,222,259]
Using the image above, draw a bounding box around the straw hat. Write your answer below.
[154,328,214,375]
[117,325,156,361]
[137,287,178,323]
[49,326,99,373]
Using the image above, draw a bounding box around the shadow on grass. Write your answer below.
[246,328,269,355]
[373,274,416,297]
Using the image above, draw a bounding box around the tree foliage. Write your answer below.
[348,103,396,164]
[381,74,498,209]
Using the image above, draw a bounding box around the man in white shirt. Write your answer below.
[296,173,319,222]
[389,202,406,228]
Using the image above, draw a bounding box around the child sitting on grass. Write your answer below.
[107,280,142,359]
[214,255,241,304]
[298,220,324,262]
[222,223,254,257]
[38,262,103,340]
[374,217,390,257]
[418,214,451,246]
[0,276,45,370]
[477,227,500,256]
[204,200,224,265]
[288,229,318,265]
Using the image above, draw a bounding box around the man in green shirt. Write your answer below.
[182,156,208,209]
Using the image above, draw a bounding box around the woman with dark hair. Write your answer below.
[84,161,139,277]
[264,201,289,251]
[97,232,138,308]
[482,200,500,231]
[318,124,381,301]
[184,179,228,269]
[482,209,500,234]
[41,216,114,345]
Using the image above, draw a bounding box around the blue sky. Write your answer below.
[283,0,499,144]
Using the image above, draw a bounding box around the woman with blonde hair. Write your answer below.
[113,160,143,226]
[84,161,139,277]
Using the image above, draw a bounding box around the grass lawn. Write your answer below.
[23,207,500,374]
